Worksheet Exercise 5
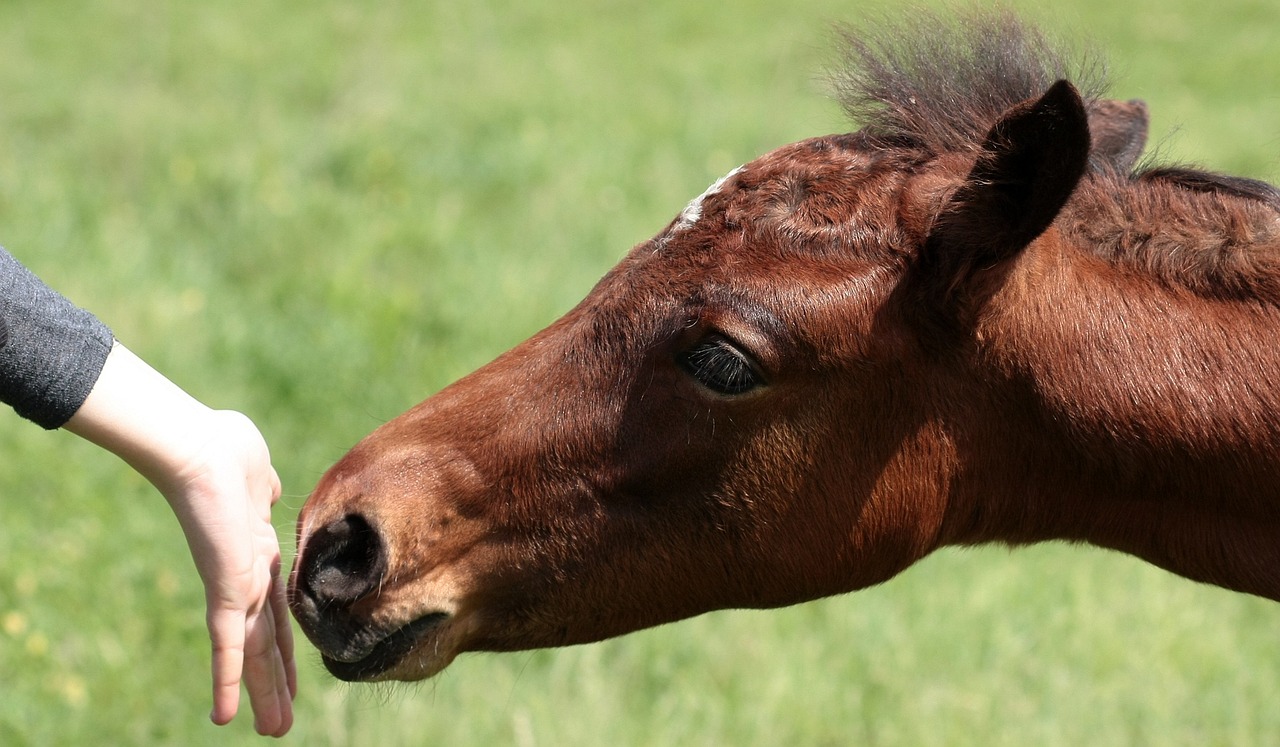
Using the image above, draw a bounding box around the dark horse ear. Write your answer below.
[925,80,1090,297]
[1086,97,1148,173]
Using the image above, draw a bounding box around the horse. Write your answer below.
[287,10,1280,683]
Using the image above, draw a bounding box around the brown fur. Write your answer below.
[288,10,1280,684]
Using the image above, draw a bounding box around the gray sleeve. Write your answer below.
[0,247,114,429]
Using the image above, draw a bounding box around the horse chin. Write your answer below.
[319,612,455,682]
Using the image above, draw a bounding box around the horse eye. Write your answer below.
[676,335,765,396]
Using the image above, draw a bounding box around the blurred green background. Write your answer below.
[1,0,1277,744]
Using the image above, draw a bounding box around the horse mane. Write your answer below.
[1137,168,1280,212]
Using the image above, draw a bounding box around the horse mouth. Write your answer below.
[320,613,449,682]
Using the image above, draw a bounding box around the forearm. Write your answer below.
[63,342,214,497]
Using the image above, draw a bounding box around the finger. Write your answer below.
[207,605,247,726]
[243,600,293,736]
[271,637,296,736]
[270,571,299,698]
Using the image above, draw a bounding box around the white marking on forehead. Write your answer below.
[675,165,744,230]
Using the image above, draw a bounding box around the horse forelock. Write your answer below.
[831,8,1106,158]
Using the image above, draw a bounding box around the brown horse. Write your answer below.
[288,11,1280,683]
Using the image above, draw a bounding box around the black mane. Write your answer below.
[1138,168,1280,212]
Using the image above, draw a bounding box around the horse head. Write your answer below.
[288,26,1106,679]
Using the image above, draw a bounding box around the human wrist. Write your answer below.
[63,342,217,496]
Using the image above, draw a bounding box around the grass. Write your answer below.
[0,0,1278,744]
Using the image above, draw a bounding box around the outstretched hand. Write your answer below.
[158,409,297,736]
[64,343,296,736]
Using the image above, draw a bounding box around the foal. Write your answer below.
[289,11,1280,682]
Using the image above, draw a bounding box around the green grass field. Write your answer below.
[1,0,1278,744]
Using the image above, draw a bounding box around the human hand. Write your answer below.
[158,409,297,736]
[64,344,296,736]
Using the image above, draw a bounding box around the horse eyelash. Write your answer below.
[676,336,766,395]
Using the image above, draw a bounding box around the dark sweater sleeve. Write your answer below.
[0,247,114,429]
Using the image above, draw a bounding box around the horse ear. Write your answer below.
[1086,97,1148,173]
[925,80,1090,293]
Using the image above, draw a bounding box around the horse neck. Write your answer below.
[945,224,1280,600]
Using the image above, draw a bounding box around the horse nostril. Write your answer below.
[300,513,387,608]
